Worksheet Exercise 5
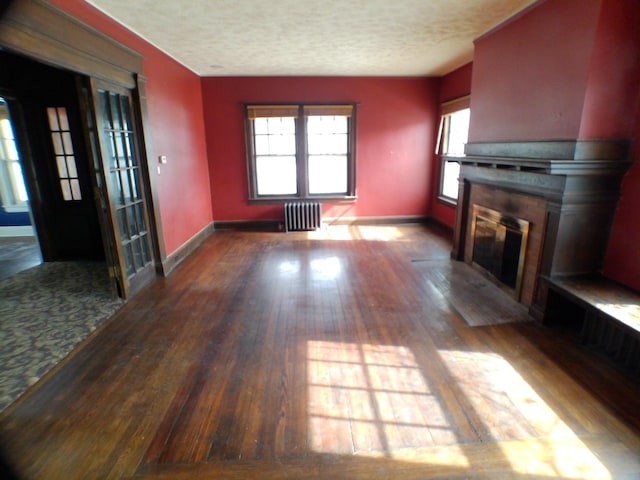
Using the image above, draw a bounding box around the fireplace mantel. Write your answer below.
[451,139,632,318]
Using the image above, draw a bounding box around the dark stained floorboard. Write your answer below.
[1,224,639,479]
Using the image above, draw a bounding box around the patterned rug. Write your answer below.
[0,261,123,411]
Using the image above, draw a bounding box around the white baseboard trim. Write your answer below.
[0,225,35,237]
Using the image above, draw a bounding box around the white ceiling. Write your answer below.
[86,0,537,77]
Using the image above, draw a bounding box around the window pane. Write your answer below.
[270,134,296,155]
[130,168,140,199]
[46,108,59,131]
[120,96,131,131]
[268,117,295,134]
[111,170,124,206]
[117,208,129,241]
[444,108,470,156]
[57,108,69,130]
[254,117,269,135]
[441,160,460,199]
[308,133,347,155]
[308,155,347,194]
[70,178,82,200]
[121,169,132,202]
[123,133,134,167]
[56,157,68,178]
[66,157,78,178]
[110,94,122,131]
[123,243,135,276]
[10,162,28,202]
[255,135,270,155]
[51,132,64,155]
[126,205,139,236]
[256,155,297,195]
[135,202,147,235]
[60,180,72,201]
[99,92,112,129]
[307,115,347,134]
[131,237,144,269]
[141,233,151,263]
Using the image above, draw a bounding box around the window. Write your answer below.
[437,96,470,203]
[245,104,356,201]
[47,107,82,201]
[0,98,29,213]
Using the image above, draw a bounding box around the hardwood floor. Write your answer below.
[1,224,639,479]
[0,236,42,281]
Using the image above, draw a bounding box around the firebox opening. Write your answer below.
[471,205,530,300]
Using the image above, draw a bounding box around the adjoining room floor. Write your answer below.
[0,260,123,410]
[0,236,42,281]
[1,224,638,479]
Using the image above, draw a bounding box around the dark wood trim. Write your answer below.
[451,178,470,261]
[213,220,281,232]
[0,0,142,88]
[162,222,216,275]
[425,216,454,235]
[134,74,166,273]
[465,140,630,161]
[214,216,430,232]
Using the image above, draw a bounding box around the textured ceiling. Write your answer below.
[86,0,537,77]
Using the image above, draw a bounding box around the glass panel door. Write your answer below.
[92,82,154,298]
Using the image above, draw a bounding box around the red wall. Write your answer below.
[431,63,473,228]
[201,77,439,222]
[50,0,213,255]
[604,136,640,290]
[469,0,601,142]
[579,0,640,139]
[598,0,640,291]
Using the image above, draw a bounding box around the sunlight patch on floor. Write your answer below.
[438,350,612,479]
[307,225,405,242]
[306,341,467,467]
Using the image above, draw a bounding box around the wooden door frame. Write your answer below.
[0,0,167,296]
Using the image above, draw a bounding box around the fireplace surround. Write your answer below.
[450,140,631,319]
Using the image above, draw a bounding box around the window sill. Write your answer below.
[437,195,458,208]
[249,196,357,205]
[1,204,29,213]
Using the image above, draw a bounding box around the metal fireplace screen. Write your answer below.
[471,205,530,300]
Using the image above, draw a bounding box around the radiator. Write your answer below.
[284,201,322,232]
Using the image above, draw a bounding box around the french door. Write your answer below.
[90,80,155,298]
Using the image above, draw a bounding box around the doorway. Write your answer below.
[0,51,105,269]
[1,0,163,301]
[0,95,42,280]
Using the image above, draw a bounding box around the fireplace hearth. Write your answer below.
[450,140,631,319]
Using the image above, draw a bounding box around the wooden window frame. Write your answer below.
[437,95,470,205]
[245,103,357,203]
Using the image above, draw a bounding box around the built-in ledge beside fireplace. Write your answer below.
[450,140,631,319]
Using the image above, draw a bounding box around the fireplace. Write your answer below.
[471,205,529,300]
[451,140,631,318]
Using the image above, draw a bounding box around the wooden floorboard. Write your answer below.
[1,224,639,479]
